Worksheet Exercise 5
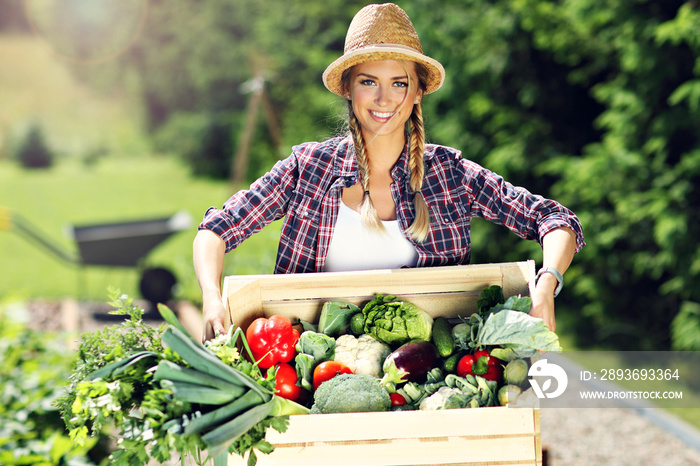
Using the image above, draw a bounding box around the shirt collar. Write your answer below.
[332,136,357,178]
[332,134,412,180]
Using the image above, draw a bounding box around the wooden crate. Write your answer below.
[224,261,541,466]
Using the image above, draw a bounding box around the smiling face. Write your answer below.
[345,60,423,143]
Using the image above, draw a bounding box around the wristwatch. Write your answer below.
[536,267,564,298]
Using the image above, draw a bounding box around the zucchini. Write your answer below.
[431,317,454,358]
[442,350,467,374]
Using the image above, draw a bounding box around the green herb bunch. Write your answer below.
[56,291,198,464]
[56,290,301,466]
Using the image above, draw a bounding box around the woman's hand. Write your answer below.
[529,277,556,332]
[529,226,578,332]
[193,229,227,342]
[202,294,227,343]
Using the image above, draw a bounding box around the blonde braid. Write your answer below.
[348,105,384,232]
[405,102,430,242]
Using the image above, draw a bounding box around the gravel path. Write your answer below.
[534,352,700,465]
[538,352,700,465]
[541,407,700,465]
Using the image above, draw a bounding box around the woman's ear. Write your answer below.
[414,89,424,104]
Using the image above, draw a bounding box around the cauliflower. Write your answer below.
[333,334,391,377]
[419,386,470,410]
[310,373,391,414]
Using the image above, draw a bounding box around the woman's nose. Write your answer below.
[375,85,390,106]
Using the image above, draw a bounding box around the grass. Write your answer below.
[0,157,282,303]
[0,33,280,304]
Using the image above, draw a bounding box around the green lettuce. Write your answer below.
[360,295,433,346]
[476,309,562,359]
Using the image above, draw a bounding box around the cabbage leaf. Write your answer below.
[476,310,562,358]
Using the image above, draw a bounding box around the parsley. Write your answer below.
[56,290,290,466]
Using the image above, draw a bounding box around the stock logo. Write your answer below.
[528,359,568,399]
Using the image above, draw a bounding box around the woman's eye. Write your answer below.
[394,81,408,88]
[360,79,375,86]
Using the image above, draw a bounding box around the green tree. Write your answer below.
[412,0,700,350]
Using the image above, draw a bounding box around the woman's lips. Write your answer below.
[369,109,396,121]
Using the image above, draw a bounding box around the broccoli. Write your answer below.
[310,373,391,414]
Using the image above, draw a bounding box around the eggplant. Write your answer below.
[380,341,438,386]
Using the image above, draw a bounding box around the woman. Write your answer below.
[194,3,584,341]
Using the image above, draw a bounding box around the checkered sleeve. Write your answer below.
[198,155,298,253]
[463,159,585,253]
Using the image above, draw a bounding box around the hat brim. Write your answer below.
[323,45,445,97]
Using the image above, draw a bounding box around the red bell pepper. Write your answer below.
[245,315,300,369]
[456,349,504,382]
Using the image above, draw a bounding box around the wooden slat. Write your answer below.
[265,407,534,443]
[503,261,536,298]
[230,436,539,466]
[224,262,534,330]
[533,408,542,465]
[224,262,533,303]
[225,278,262,331]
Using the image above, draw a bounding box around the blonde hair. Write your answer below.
[342,62,431,242]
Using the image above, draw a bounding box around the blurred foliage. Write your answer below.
[672,301,700,351]
[153,112,235,179]
[0,0,29,32]
[412,0,700,351]
[21,0,366,179]
[2,1,700,350]
[0,301,102,465]
[16,123,54,168]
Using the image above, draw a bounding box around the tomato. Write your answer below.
[390,392,407,407]
[312,361,353,391]
[275,362,302,401]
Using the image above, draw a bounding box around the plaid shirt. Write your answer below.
[200,136,584,273]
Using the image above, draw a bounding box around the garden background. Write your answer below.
[2,0,700,464]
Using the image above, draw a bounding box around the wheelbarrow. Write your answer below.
[0,207,193,307]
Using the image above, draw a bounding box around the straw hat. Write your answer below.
[323,3,445,97]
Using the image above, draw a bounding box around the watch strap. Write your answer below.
[536,267,564,298]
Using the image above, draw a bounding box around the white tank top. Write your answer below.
[323,202,419,272]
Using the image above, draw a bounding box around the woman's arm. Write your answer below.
[529,226,578,331]
[193,229,227,342]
